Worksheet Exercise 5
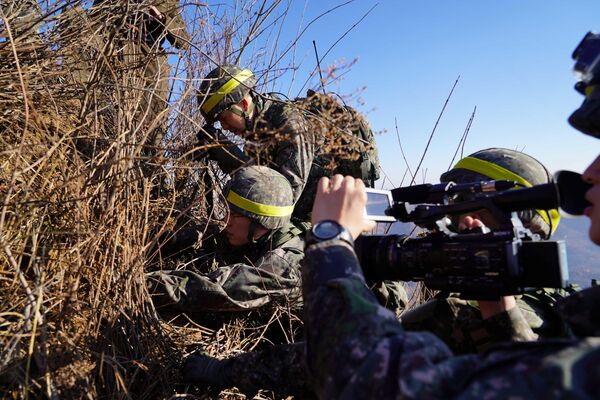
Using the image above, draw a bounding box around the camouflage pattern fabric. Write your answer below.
[246,96,318,221]
[302,240,600,399]
[0,0,41,43]
[441,147,555,238]
[198,65,258,123]
[401,286,577,354]
[224,165,294,230]
[147,224,304,312]
[555,285,600,337]
[180,281,408,396]
[66,1,189,159]
[188,342,316,399]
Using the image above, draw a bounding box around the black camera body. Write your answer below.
[356,225,568,299]
[356,179,574,299]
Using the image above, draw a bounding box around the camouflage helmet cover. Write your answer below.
[440,148,559,238]
[198,65,257,123]
[225,166,294,230]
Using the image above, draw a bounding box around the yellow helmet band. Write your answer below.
[201,69,254,115]
[453,157,561,234]
[226,190,294,217]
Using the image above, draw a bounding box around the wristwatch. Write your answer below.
[306,220,354,247]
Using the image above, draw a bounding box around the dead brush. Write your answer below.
[0,1,203,398]
[0,1,392,399]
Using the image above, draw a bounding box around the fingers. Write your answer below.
[317,176,330,194]
[330,174,345,191]
[458,215,485,231]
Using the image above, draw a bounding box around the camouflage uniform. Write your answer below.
[0,0,41,42]
[67,1,189,158]
[183,342,314,399]
[400,290,575,354]
[198,82,318,221]
[198,66,381,222]
[148,166,305,313]
[303,240,600,399]
[147,226,304,312]
[555,284,600,337]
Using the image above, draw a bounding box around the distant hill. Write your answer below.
[379,217,599,288]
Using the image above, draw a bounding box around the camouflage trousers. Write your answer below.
[218,342,314,399]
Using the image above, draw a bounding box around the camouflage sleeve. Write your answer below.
[471,306,538,352]
[1,0,42,40]
[554,285,600,337]
[155,0,190,49]
[272,109,316,204]
[302,240,478,399]
[148,243,302,312]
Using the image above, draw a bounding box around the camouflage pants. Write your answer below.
[219,342,314,399]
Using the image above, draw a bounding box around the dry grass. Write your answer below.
[0,1,428,398]
[0,1,371,398]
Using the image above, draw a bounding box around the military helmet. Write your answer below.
[225,166,294,230]
[198,65,257,123]
[441,148,560,238]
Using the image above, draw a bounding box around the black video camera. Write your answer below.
[356,171,591,299]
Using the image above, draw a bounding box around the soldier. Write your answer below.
[298,157,600,397]
[196,65,403,313]
[401,148,577,354]
[147,165,304,312]
[197,65,317,222]
[67,1,190,159]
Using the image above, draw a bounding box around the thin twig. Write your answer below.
[410,75,460,185]
[447,105,476,170]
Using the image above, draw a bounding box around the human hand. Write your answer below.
[457,215,484,231]
[311,175,376,239]
[148,5,166,23]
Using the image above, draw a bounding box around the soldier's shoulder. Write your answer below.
[261,96,305,128]
[555,285,600,337]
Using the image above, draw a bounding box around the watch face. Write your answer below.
[314,221,341,240]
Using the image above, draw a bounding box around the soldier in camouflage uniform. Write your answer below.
[300,171,600,399]
[401,148,578,354]
[147,166,305,312]
[197,65,318,221]
[66,1,189,159]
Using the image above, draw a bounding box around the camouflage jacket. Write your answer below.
[400,286,578,354]
[207,95,318,221]
[91,0,190,50]
[302,240,600,399]
[147,224,304,312]
[246,95,318,220]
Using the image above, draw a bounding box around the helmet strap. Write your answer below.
[247,219,259,244]
[227,97,255,131]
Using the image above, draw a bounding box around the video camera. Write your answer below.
[356,171,591,299]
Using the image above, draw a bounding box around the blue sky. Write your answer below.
[225,0,600,188]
